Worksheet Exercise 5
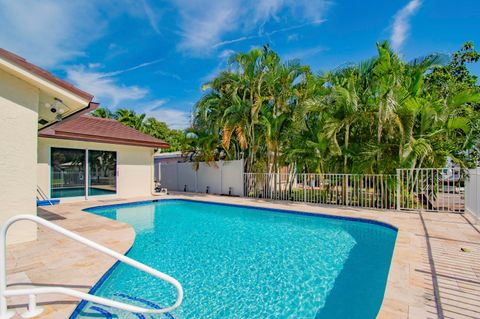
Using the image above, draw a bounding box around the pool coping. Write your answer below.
[67,258,125,319]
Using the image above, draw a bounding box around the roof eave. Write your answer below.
[0,48,93,102]
[38,102,99,132]
[39,131,170,149]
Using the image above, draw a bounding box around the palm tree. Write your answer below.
[186,43,480,176]
[91,107,114,119]
[115,109,146,130]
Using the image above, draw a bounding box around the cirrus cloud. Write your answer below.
[391,0,422,52]
[66,66,149,107]
[0,0,106,68]
[172,0,331,56]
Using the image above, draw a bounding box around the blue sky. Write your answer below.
[0,0,479,129]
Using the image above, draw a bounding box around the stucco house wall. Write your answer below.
[38,138,154,200]
[0,69,39,244]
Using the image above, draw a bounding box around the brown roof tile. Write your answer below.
[39,115,169,148]
[0,48,93,101]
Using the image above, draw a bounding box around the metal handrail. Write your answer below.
[36,187,54,206]
[36,187,47,201]
[0,215,183,319]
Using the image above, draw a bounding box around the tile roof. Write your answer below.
[39,115,169,148]
[0,48,93,101]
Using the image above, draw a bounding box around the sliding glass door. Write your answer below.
[51,148,117,198]
[88,150,117,196]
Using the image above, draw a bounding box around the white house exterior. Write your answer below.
[0,48,168,244]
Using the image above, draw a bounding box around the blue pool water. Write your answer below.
[72,200,397,319]
[52,187,115,198]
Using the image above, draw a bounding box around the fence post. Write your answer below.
[396,169,401,211]
[303,174,306,203]
[345,175,349,206]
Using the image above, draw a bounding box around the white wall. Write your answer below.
[159,160,244,196]
[38,138,154,200]
[178,164,197,192]
[465,168,480,220]
[197,163,222,194]
[0,69,39,244]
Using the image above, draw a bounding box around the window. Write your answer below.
[88,150,117,196]
[51,148,117,198]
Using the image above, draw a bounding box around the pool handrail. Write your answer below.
[0,214,183,319]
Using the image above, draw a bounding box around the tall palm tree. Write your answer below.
[115,109,146,131]
[187,43,480,175]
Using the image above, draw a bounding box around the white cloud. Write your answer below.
[142,99,193,129]
[172,0,330,55]
[142,99,169,111]
[88,63,103,69]
[200,49,236,83]
[66,59,165,106]
[155,70,182,81]
[212,20,325,49]
[175,0,238,55]
[391,0,422,51]
[66,66,148,107]
[101,59,163,77]
[200,67,223,84]
[146,108,191,129]
[282,45,327,61]
[0,1,166,67]
[141,0,161,34]
[0,1,106,67]
[265,19,326,36]
[219,49,236,60]
[213,36,259,49]
[252,0,329,29]
[287,34,300,42]
[67,65,190,129]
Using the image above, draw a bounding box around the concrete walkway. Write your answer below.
[5,194,480,318]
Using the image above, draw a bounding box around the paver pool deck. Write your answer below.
[5,193,480,318]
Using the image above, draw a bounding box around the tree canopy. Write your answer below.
[184,42,480,174]
[90,108,185,152]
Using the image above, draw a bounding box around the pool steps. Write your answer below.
[86,293,175,319]
[0,215,183,319]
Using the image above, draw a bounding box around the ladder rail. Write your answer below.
[36,187,47,200]
[0,215,183,318]
[36,186,54,205]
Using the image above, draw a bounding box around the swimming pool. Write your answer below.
[51,187,116,198]
[72,199,397,319]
